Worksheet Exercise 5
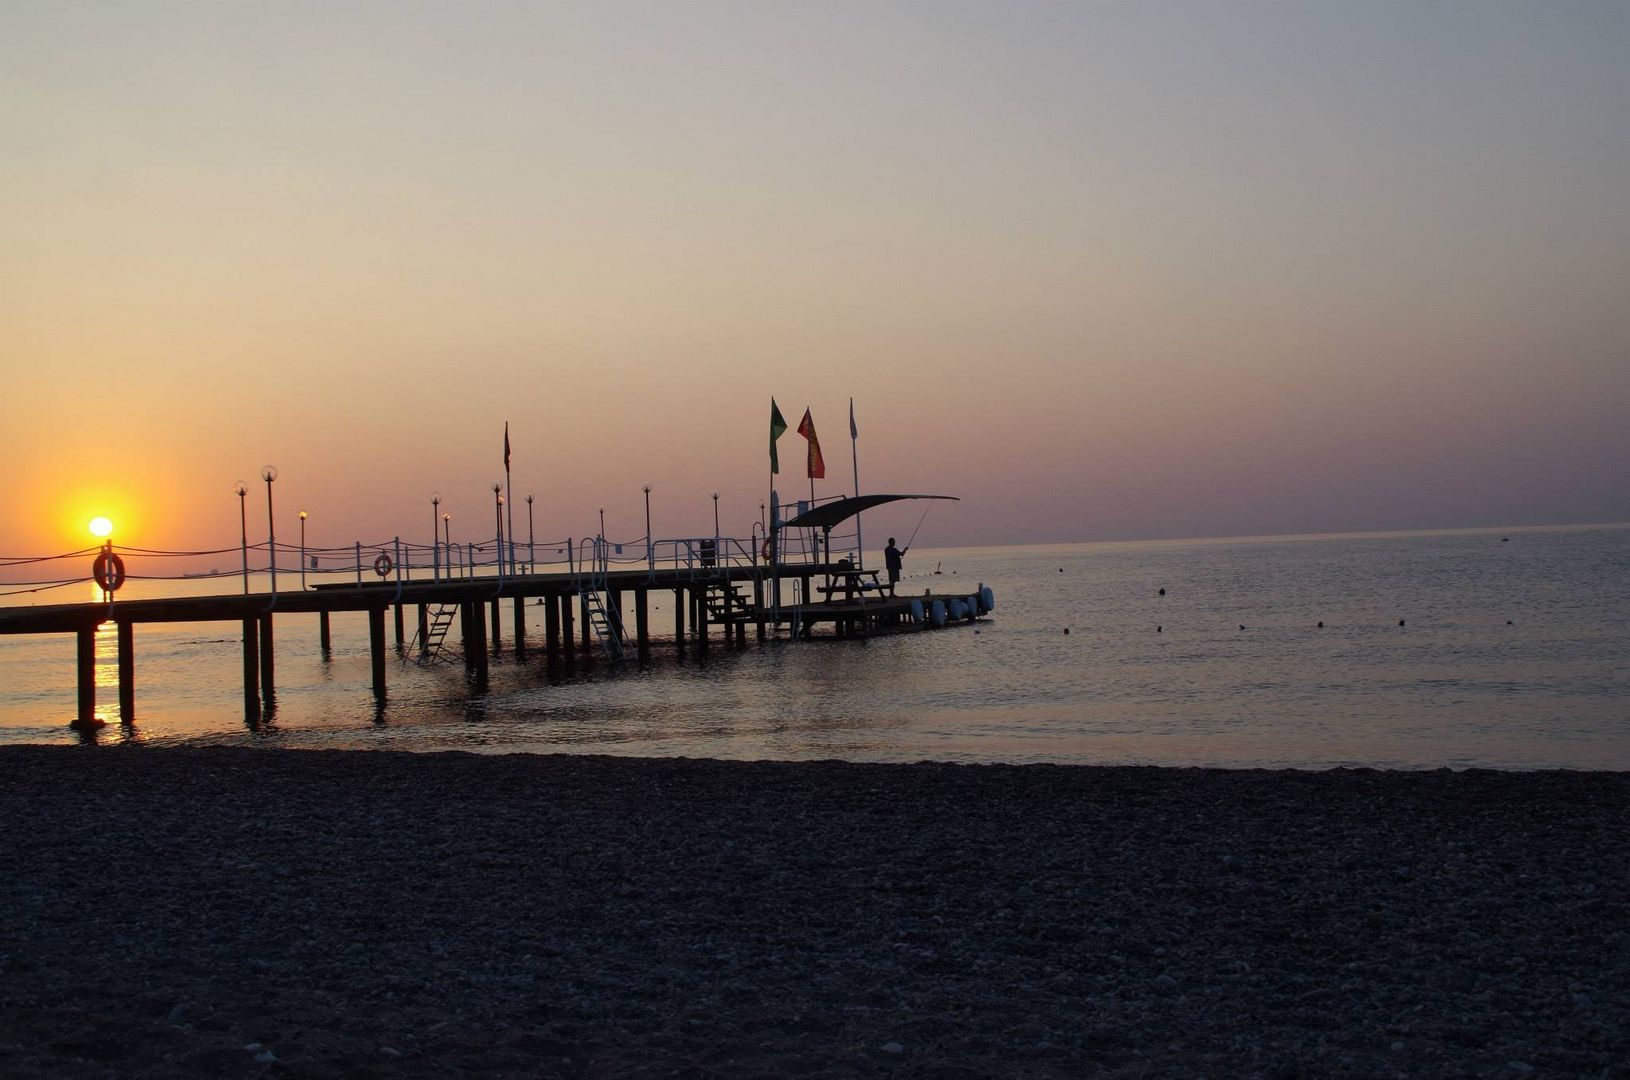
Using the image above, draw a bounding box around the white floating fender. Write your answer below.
[909,598,925,624]
[980,585,994,612]
[930,599,947,627]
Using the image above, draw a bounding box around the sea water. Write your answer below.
[1,525,1626,769]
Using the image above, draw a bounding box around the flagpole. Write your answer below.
[850,397,863,570]
[769,399,787,634]
[503,422,515,575]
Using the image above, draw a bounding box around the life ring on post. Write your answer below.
[92,549,126,593]
[373,552,394,578]
[761,537,773,560]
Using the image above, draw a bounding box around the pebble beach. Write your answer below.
[1,746,1625,1078]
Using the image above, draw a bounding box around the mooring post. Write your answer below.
[417,604,429,648]
[368,606,387,700]
[513,595,527,658]
[579,594,591,656]
[394,603,406,652]
[490,597,502,656]
[258,612,275,702]
[117,619,135,723]
[318,609,332,656]
[635,588,650,661]
[241,617,260,721]
[74,626,97,729]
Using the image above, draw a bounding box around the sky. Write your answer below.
[3,1,1627,559]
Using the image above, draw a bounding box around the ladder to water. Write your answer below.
[580,588,624,661]
[410,603,460,664]
[576,536,625,662]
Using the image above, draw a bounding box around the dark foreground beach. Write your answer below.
[1,748,1624,1079]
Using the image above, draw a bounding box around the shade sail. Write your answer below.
[782,494,958,530]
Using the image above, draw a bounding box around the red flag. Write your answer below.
[797,408,825,479]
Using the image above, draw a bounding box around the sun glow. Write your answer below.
[88,516,113,539]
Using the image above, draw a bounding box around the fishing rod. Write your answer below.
[904,504,933,550]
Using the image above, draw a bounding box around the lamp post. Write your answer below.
[526,494,535,573]
[261,465,278,595]
[431,493,441,582]
[299,510,308,590]
[442,512,452,579]
[712,491,721,539]
[492,482,504,577]
[642,484,652,571]
[234,481,249,593]
[760,501,767,531]
[598,506,605,541]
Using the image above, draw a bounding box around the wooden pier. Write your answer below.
[0,562,990,730]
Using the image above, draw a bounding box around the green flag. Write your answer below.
[769,398,788,474]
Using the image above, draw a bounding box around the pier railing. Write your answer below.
[3,526,870,605]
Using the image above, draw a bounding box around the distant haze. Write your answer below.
[3,2,1627,556]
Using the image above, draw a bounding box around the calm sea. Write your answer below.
[2,525,1626,769]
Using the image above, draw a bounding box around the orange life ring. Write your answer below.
[373,552,393,578]
[92,549,126,593]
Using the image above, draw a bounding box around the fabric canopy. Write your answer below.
[781,494,958,530]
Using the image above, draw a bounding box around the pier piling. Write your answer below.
[116,620,134,723]
[368,607,387,700]
[258,613,274,701]
[75,626,96,729]
[544,592,561,666]
[241,618,260,721]
[635,589,650,660]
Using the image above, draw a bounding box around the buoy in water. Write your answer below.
[1063,627,1070,634]
[1158,587,1166,596]
[1239,624,1245,630]
[1157,625,1163,633]
[1317,621,1324,628]
[1506,619,1513,625]
[1399,619,1406,627]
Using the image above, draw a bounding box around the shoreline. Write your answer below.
[2,747,1625,1077]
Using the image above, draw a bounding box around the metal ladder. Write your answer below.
[581,589,625,662]
[576,536,625,662]
[411,603,460,664]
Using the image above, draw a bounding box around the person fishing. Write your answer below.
[884,537,907,596]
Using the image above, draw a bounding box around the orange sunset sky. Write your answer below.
[3,3,1627,558]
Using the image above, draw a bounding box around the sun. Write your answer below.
[88,516,114,539]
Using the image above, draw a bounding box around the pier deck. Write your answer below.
[0,562,988,729]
